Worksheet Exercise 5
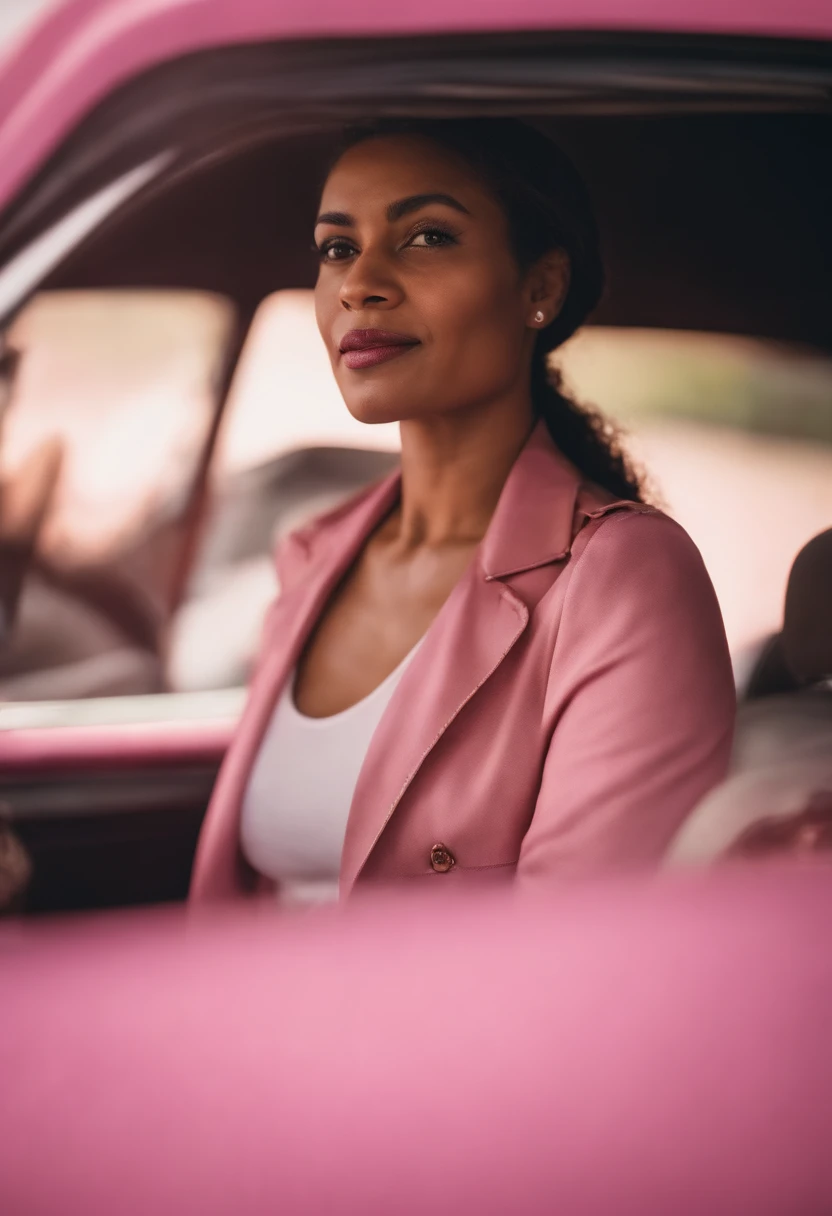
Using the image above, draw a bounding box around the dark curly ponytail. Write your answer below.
[338,117,645,503]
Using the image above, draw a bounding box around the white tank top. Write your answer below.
[240,647,419,907]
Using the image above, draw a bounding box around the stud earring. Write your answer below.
[533,310,545,325]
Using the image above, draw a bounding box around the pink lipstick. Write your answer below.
[339,329,420,370]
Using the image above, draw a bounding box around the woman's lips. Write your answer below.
[339,329,420,370]
[342,344,418,370]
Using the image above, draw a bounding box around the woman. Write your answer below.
[191,118,735,906]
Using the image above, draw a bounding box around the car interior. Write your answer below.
[0,31,830,913]
[668,526,832,864]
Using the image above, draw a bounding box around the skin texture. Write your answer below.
[298,135,567,716]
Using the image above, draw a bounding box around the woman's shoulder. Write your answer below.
[553,501,732,693]
[565,500,718,626]
[576,497,708,575]
[571,479,683,557]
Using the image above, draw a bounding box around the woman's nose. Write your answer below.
[339,251,404,313]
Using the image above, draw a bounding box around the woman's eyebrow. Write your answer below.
[387,193,470,221]
[315,209,353,228]
[315,193,470,228]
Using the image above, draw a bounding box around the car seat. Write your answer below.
[667,527,832,864]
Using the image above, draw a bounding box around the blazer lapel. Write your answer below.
[340,421,586,894]
[192,472,402,900]
[340,560,529,894]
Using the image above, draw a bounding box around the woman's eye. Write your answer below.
[408,228,457,249]
[318,239,355,262]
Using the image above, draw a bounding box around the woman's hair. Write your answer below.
[335,118,645,502]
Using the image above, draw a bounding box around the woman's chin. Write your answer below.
[342,394,410,427]
[343,406,400,428]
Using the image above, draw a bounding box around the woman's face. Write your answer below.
[314,135,564,427]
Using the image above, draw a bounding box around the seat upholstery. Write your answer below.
[668,528,832,864]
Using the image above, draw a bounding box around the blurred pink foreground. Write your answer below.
[1,867,831,1214]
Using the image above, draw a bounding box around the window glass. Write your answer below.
[0,289,236,702]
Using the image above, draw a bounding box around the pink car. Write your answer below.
[0,2,831,1205]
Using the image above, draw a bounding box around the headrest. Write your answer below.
[782,527,832,686]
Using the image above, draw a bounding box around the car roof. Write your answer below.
[0,0,830,217]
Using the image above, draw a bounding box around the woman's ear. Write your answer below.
[526,249,570,329]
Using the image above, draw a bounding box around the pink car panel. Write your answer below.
[1,865,831,1213]
[1,0,831,223]
[0,719,233,773]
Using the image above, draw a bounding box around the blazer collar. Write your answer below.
[481,420,583,580]
[298,421,586,586]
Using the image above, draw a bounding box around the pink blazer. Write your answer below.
[191,423,735,901]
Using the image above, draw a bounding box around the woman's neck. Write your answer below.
[392,402,535,551]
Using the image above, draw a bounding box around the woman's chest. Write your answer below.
[294,541,477,717]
